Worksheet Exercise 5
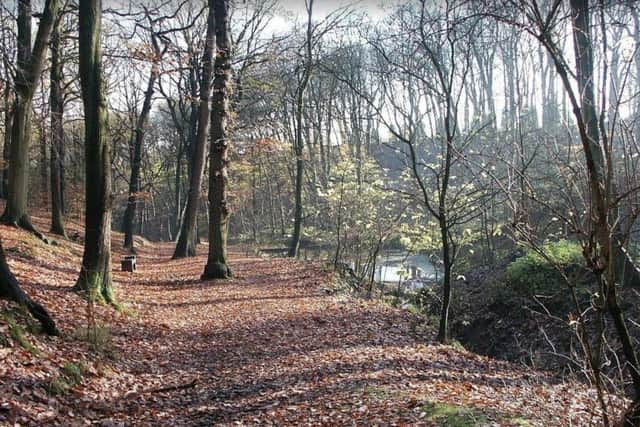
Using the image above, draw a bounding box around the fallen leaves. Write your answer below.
[0,209,624,426]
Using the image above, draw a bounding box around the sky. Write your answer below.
[268,0,387,33]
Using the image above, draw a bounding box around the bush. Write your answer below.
[506,240,585,295]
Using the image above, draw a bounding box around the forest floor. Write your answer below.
[0,210,623,426]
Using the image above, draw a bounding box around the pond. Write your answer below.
[290,246,440,288]
[374,252,439,285]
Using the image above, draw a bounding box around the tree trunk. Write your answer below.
[49,15,65,237]
[569,0,640,400]
[0,240,58,335]
[1,69,10,200]
[122,53,158,251]
[288,0,314,258]
[1,107,9,199]
[173,0,216,259]
[74,0,115,304]
[437,219,452,344]
[173,148,183,240]
[203,0,232,280]
[288,156,304,257]
[38,119,48,200]
[1,0,60,234]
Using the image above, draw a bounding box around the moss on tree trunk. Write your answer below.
[2,0,61,234]
[74,0,115,305]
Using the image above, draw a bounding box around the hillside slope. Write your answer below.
[0,212,617,426]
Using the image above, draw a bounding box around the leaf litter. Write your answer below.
[0,212,624,426]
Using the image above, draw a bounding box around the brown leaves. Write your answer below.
[0,208,620,426]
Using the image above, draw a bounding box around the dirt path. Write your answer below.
[0,220,610,426]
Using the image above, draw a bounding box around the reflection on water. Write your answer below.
[374,252,439,285]
[298,247,440,288]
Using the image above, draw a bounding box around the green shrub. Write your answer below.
[506,240,585,295]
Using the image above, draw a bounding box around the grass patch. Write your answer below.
[62,361,85,385]
[3,313,39,356]
[45,361,86,395]
[363,385,387,399]
[420,401,488,426]
[507,417,531,426]
[45,376,70,395]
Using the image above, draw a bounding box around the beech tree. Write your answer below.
[49,7,66,237]
[119,2,192,251]
[286,0,350,257]
[287,0,314,258]
[74,0,114,304]
[203,0,233,279]
[173,0,217,259]
[1,0,60,237]
[0,6,13,200]
[121,27,164,252]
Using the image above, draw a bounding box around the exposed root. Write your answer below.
[0,239,59,336]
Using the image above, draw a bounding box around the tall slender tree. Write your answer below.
[288,0,314,258]
[0,8,12,201]
[173,0,217,259]
[122,32,164,251]
[1,0,61,236]
[49,10,66,237]
[1,80,10,201]
[203,0,232,279]
[74,0,115,304]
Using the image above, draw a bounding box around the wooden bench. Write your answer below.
[121,255,136,272]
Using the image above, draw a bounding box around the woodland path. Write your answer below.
[0,216,609,426]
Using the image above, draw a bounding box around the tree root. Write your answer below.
[17,215,50,244]
[0,240,59,336]
[201,261,232,280]
[1,214,50,244]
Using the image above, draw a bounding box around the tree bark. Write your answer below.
[49,15,65,237]
[173,0,217,259]
[173,146,183,240]
[1,94,12,200]
[0,240,58,335]
[74,0,115,304]
[38,119,48,200]
[437,219,452,344]
[1,0,60,234]
[203,0,232,280]
[288,0,314,258]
